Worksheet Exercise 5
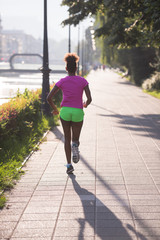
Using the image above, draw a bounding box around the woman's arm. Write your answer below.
[47,85,60,115]
[83,85,92,108]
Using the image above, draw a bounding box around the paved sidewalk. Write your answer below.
[0,69,160,240]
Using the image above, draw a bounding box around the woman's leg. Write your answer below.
[60,117,72,164]
[71,121,83,163]
[72,121,83,145]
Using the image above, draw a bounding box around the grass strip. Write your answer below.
[143,90,160,99]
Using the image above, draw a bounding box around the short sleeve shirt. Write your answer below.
[56,75,88,109]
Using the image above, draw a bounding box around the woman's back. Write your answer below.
[56,75,88,109]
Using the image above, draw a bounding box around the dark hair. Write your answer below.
[64,52,79,73]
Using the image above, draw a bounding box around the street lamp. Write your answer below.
[81,39,84,76]
[68,15,71,53]
[77,24,80,75]
[41,0,51,115]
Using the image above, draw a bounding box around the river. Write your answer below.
[0,62,66,105]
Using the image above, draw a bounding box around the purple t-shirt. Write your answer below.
[56,75,88,109]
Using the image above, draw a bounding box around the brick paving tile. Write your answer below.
[96,211,132,220]
[96,199,130,207]
[24,206,59,214]
[32,190,64,196]
[96,189,127,195]
[127,184,159,195]
[95,237,137,240]
[14,182,37,187]
[27,201,61,208]
[62,200,95,207]
[129,195,160,200]
[30,195,62,201]
[11,238,51,240]
[35,186,65,191]
[58,212,95,220]
[0,221,17,230]
[133,212,160,220]
[96,205,131,213]
[56,219,94,228]
[21,213,57,221]
[97,194,128,201]
[63,194,95,201]
[97,211,133,220]
[53,238,94,240]
[1,70,160,239]
[4,202,27,209]
[130,199,160,205]
[95,227,136,237]
[96,219,134,228]
[0,229,13,239]
[65,189,95,195]
[12,228,53,238]
[6,196,30,203]
[16,220,56,229]
[132,205,160,213]
[135,219,160,228]
[137,238,160,240]
[0,214,20,222]
[61,206,94,212]
[0,208,23,215]
[136,227,160,236]
[8,191,33,197]
[54,227,94,237]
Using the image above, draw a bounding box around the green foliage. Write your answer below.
[61,0,160,48]
[61,0,160,88]
[143,90,160,99]
[61,0,103,26]
[118,47,156,86]
[0,88,41,139]
[0,87,61,207]
[142,72,160,90]
[0,194,6,209]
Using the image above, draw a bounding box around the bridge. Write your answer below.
[0,53,66,74]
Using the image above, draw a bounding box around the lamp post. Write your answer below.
[77,24,80,75]
[68,16,71,53]
[81,39,84,76]
[41,0,51,115]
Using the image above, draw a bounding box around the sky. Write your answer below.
[0,0,91,43]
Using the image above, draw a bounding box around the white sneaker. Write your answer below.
[72,142,79,163]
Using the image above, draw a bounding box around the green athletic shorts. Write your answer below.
[60,107,84,122]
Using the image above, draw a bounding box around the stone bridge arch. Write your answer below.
[9,53,43,69]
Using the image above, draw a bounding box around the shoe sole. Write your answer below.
[67,169,74,174]
[73,158,79,163]
[73,155,79,163]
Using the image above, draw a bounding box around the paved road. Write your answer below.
[0,69,160,239]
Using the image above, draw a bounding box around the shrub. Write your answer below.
[0,87,62,198]
[142,72,160,90]
[118,47,156,86]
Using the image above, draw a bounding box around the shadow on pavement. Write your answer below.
[99,113,160,140]
[92,103,160,140]
[51,126,151,240]
[69,174,134,240]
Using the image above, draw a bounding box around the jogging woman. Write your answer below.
[47,53,92,174]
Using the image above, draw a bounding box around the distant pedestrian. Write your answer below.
[102,64,106,71]
[47,53,92,174]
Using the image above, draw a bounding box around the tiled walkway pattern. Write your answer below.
[0,70,160,239]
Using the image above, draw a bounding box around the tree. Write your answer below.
[61,0,160,48]
[61,0,160,86]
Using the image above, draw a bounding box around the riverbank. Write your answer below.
[0,63,66,105]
